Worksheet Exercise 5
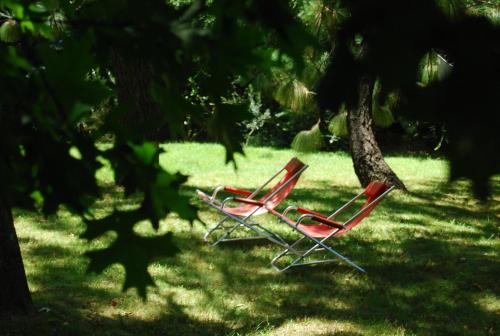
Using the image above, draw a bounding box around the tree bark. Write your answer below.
[109,50,169,141]
[348,75,407,190]
[0,197,32,315]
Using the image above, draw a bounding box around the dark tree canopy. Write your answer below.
[318,0,499,198]
[0,0,498,308]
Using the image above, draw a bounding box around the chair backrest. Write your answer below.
[259,158,307,210]
[334,181,391,236]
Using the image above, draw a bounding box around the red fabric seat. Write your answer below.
[267,207,342,238]
[198,158,306,217]
[297,223,340,237]
[269,181,395,272]
[334,181,389,236]
[198,157,308,247]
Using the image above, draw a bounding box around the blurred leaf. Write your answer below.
[28,2,48,13]
[82,209,142,240]
[6,46,31,70]
[150,171,197,223]
[130,142,159,166]
[86,229,179,298]
[4,2,24,18]
[208,103,250,163]
[68,102,92,126]
[20,20,35,33]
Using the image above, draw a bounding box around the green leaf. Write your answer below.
[35,22,55,40]
[0,20,22,43]
[129,142,159,166]
[86,232,179,299]
[7,47,31,71]
[82,209,143,241]
[68,102,92,126]
[207,103,250,163]
[29,2,48,13]
[148,171,198,227]
[30,190,44,207]
[5,3,24,19]
[20,20,35,33]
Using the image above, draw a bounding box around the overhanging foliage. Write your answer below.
[0,0,313,297]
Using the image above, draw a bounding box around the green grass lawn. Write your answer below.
[4,143,499,336]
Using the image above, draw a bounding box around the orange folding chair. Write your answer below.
[197,158,308,247]
[267,181,395,272]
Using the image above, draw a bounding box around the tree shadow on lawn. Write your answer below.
[164,234,498,335]
[6,242,234,336]
[7,179,498,335]
[171,181,499,335]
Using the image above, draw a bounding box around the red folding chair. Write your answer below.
[197,158,308,247]
[268,181,395,272]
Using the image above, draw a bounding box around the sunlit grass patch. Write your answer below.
[7,142,499,336]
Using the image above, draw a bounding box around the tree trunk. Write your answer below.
[347,75,407,190]
[109,50,169,141]
[0,197,32,315]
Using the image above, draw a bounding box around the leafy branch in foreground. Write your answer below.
[0,0,314,307]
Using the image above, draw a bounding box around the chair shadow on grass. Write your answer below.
[9,178,498,335]
[169,181,499,335]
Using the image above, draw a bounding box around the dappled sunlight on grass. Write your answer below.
[8,143,499,335]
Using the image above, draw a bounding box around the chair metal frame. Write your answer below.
[197,159,308,248]
[270,184,396,272]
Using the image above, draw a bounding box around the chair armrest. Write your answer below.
[282,205,298,216]
[309,215,344,229]
[296,207,326,218]
[295,213,344,229]
[224,186,253,197]
[233,198,265,206]
[220,197,265,211]
[282,206,324,217]
[211,186,225,200]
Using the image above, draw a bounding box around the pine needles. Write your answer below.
[328,111,349,138]
[291,122,323,152]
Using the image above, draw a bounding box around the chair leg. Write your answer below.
[273,234,366,273]
[310,235,366,272]
[226,221,290,248]
[205,216,254,246]
[251,223,290,247]
[202,197,275,242]
[205,213,290,248]
[211,221,248,245]
[271,237,306,271]
[204,216,232,244]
